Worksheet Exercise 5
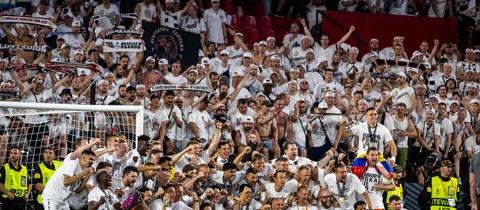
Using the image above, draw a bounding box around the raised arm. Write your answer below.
[336,25,355,47]
[206,122,223,156]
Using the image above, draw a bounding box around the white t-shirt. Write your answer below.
[186,108,211,142]
[42,157,83,201]
[137,2,157,22]
[180,16,206,34]
[203,8,226,44]
[160,104,182,140]
[414,121,441,148]
[350,122,393,155]
[324,173,366,210]
[361,166,391,209]
[465,135,480,154]
[389,86,415,110]
[144,108,168,139]
[392,116,409,148]
[289,47,308,67]
[435,117,454,150]
[310,116,337,147]
[264,182,296,201]
[226,45,244,66]
[87,186,119,210]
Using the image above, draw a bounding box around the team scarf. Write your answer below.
[372,59,424,69]
[91,13,138,21]
[150,84,212,93]
[0,44,50,53]
[7,61,99,75]
[0,16,57,31]
[106,29,143,37]
[103,39,143,52]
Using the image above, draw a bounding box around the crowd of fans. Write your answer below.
[0,0,479,210]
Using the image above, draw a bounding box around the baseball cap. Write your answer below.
[411,51,422,59]
[466,48,474,53]
[242,116,253,123]
[370,38,379,43]
[258,41,267,46]
[232,70,244,77]
[369,52,379,58]
[290,67,300,73]
[201,57,210,65]
[74,49,84,55]
[450,100,459,106]
[146,56,155,62]
[235,32,244,37]
[467,82,478,89]
[474,49,480,54]
[188,68,198,75]
[470,99,480,105]
[407,67,419,73]
[61,43,70,49]
[57,35,65,41]
[318,102,328,109]
[243,52,253,59]
[263,78,272,85]
[158,58,169,65]
[220,50,229,56]
[396,72,407,78]
[270,55,281,61]
[72,21,81,27]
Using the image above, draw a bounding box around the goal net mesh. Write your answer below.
[0,103,142,169]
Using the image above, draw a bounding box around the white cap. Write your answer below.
[57,35,65,40]
[258,41,267,46]
[188,68,198,75]
[201,57,210,65]
[266,36,275,41]
[270,55,281,61]
[450,100,459,106]
[263,78,272,84]
[97,79,108,87]
[220,49,229,56]
[466,48,474,53]
[233,70,244,77]
[242,116,253,123]
[369,52,379,58]
[165,0,174,3]
[211,0,220,2]
[243,52,253,59]
[72,21,81,27]
[158,58,169,65]
[467,82,479,89]
[397,72,407,78]
[411,51,422,59]
[61,43,70,49]
[474,49,480,54]
[318,102,328,109]
[74,49,84,55]
[0,58,8,64]
[249,64,259,70]
[146,56,155,62]
[470,99,480,104]
[235,32,243,37]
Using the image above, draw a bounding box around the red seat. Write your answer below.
[254,1,265,16]
[272,16,289,31]
[275,30,289,43]
[242,28,260,45]
[221,0,235,15]
[259,29,275,41]
[229,14,239,29]
[256,16,272,30]
[240,15,256,29]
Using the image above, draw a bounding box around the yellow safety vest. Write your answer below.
[386,183,403,210]
[35,160,62,204]
[429,176,459,210]
[2,163,28,199]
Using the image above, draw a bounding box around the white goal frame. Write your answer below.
[0,101,144,144]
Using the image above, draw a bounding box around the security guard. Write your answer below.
[385,166,405,209]
[33,147,63,210]
[424,160,459,210]
[0,146,32,210]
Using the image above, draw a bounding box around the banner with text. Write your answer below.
[142,21,200,69]
[103,39,144,52]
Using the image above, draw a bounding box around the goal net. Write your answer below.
[0,101,144,169]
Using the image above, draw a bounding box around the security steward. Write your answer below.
[424,160,459,210]
[33,147,63,210]
[0,146,32,210]
[384,165,405,209]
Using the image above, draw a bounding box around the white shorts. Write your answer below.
[43,199,70,210]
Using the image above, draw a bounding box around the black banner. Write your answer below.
[142,21,200,69]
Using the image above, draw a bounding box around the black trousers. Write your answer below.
[1,198,26,210]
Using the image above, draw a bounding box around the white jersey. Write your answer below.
[264,182,296,201]
[226,45,244,66]
[180,16,206,34]
[42,156,83,201]
[88,186,119,210]
[144,108,168,139]
[137,2,157,22]
[289,47,308,67]
[389,86,415,110]
[361,166,390,209]
[435,117,454,150]
[203,8,226,44]
[389,0,408,15]
[414,121,441,148]
[324,173,366,210]
[350,122,393,155]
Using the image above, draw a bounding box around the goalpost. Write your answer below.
[0,101,144,169]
